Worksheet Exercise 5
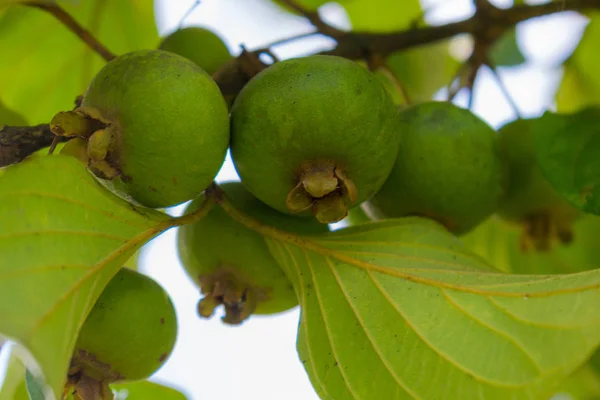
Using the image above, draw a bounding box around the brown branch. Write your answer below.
[0,125,66,167]
[23,1,116,62]
[278,0,344,39]
[3,0,600,168]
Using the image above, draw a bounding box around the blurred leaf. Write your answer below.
[0,0,54,8]
[386,41,459,103]
[265,217,600,399]
[0,0,158,124]
[550,364,600,400]
[556,13,600,112]
[0,350,28,400]
[342,0,421,32]
[24,370,44,400]
[462,215,600,275]
[0,155,169,399]
[271,0,330,13]
[534,108,600,215]
[0,99,26,125]
[489,27,525,67]
[111,381,189,400]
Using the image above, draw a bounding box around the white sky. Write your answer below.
[0,1,590,399]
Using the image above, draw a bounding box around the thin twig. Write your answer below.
[23,1,116,62]
[277,0,344,39]
[267,31,323,48]
[487,64,523,119]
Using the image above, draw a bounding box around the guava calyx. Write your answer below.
[285,161,358,223]
[518,212,575,252]
[50,110,103,139]
[65,357,116,400]
[196,266,267,325]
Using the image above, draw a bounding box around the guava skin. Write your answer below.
[71,268,177,385]
[230,55,400,223]
[159,27,232,76]
[365,101,504,235]
[177,181,328,324]
[497,118,579,251]
[80,49,229,209]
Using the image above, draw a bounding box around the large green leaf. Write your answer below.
[111,381,189,400]
[0,155,169,399]
[550,364,600,400]
[342,0,421,32]
[533,108,600,215]
[263,218,600,399]
[556,13,600,112]
[0,0,158,124]
[462,215,600,275]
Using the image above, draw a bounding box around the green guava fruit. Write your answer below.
[177,181,328,325]
[158,27,232,76]
[496,118,580,251]
[230,55,400,224]
[365,101,504,235]
[66,267,177,400]
[343,205,372,227]
[50,49,230,209]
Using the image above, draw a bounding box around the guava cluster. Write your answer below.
[56,26,578,399]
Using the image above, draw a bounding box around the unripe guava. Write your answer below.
[230,55,400,224]
[158,27,232,76]
[66,268,177,399]
[496,118,579,251]
[56,50,229,209]
[365,101,504,235]
[177,181,328,324]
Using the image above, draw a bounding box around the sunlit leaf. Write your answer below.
[0,0,158,124]
[534,108,600,215]
[549,364,600,400]
[264,218,600,399]
[111,381,189,400]
[462,215,600,275]
[489,27,525,67]
[556,13,600,112]
[0,155,169,399]
[342,0,421,32]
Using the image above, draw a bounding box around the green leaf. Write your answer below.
[556,13,600,112]
[550,364,600,400]
[462,215,600,275]
[24,370,44,400]
[111,381,189,400]
[533,108,600,215]
[0,0,158,124]
[489,27,525,67]
[271,0,330,13]
[385,41,460,103]
[0,99,26,126]
[0,155,169,399]
[265,218,600,399]
[341,0,421,32]
[0,350,28,400]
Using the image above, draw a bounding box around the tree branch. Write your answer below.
[23,1,116,62]
[0,125,66,167]
[277,0,344,39]
[2,0,599,168]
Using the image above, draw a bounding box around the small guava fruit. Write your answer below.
[364,101,504,235]
[496,118,580,251]
[230,55,400,224]
[52,49,230,209]
[177,181,328,325]
[158,27,232,76]
[66,267,177,400]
